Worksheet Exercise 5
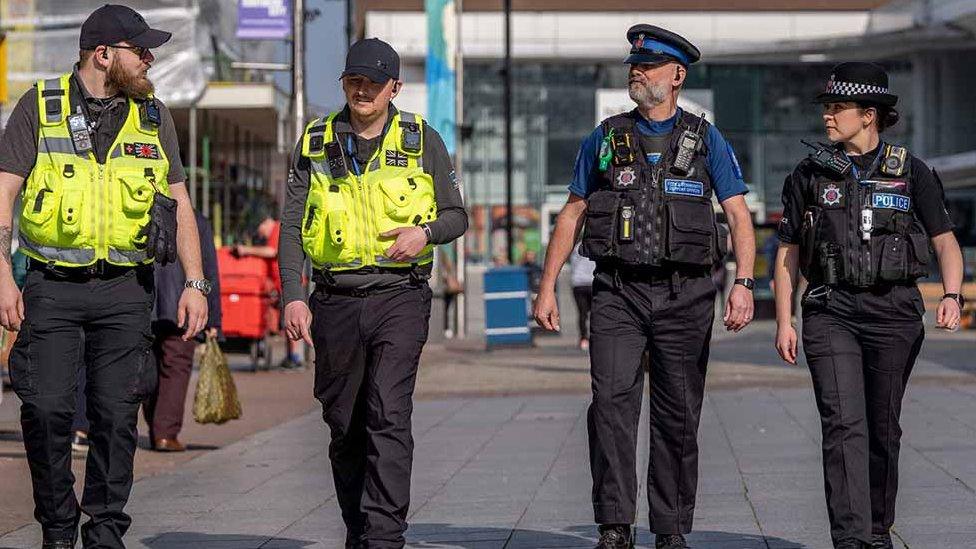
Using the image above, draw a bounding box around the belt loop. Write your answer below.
[669,270,683,297]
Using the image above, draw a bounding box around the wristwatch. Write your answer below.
[185,279,213,296]
[734,277,755,291]
[942,293,965,308]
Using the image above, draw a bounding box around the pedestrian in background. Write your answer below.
[279,38,467,548]
[774,62,965,549]
[143,210,222,452]
[569,246,596,351]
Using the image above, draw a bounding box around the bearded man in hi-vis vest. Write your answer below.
[0,5,208,548]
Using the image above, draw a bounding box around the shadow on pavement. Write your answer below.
[142,532,315,548]
[408,523,809,548]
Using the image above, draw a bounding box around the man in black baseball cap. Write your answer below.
[279,35,467,548]
[0,4,208,549]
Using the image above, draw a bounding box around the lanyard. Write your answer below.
[844,145,884,183]
[345,134,361,177]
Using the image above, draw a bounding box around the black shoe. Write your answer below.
[596,524,633,548]
[871,533,894,549]
[278,357,303,370]
[656,533,690,549]
[42,540,75,549]
[835,539,868,549]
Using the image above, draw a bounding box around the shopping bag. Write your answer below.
[192,333,242,424]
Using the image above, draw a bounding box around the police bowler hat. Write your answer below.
[80,4,171,50]
[624,24,701,67]
[814,62,898,107]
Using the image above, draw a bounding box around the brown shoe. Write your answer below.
[152,437,186,452]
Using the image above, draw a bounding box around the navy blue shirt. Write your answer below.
[568,109,748,202]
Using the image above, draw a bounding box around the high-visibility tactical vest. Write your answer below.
[18,73,170,267]
[797,142,930,287]
[580,109,726,268]
[300,110,437,272]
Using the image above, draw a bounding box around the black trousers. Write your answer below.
[801,284,925,545]
[311,283,432,549]
[588,269,716,534]
[572,285,593,341]
[9,267,154,548]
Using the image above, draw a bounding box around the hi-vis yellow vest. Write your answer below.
[300,110,437,271]
[18,73,170,267]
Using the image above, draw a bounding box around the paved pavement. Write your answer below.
[2,375,975,548]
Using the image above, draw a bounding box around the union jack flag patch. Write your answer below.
[385,150,408,167]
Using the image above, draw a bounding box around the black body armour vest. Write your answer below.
[798,143,930,288]
[580,110,725,269]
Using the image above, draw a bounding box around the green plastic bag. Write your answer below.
[193,334,242,424]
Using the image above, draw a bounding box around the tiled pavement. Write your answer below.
[3,382,975,548]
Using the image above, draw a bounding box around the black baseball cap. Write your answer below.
[80,4,172,50]
[340,38,400,83]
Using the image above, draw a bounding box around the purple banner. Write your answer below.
[237,0,292,40]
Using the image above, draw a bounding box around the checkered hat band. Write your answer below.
[826,80,888,95]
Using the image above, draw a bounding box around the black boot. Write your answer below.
[595,524,634,548]
[41,541,75,549]
[835,539,869,549]
[871,532,894,549]
[655,534,690,549]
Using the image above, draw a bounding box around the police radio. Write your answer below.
[801,140,852,177]
[671,113,706,176]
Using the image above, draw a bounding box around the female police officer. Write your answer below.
[773,62,965,549]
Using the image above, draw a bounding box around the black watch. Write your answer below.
[734,277,755,291]
[185,279,213,296]
[943,293,965,308]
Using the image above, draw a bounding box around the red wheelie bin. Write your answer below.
[217,247,280,371]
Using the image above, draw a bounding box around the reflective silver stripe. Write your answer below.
[368,158,380,172]
[309,159,329,175]
[18,235,96,265]
[43,78,64,125]
[110,145,124,159]
[322,260,364,270]
[374,250,433,265]
[39,136,78,155]
[108,247,148,264]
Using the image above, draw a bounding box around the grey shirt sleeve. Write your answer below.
[422,123,468,244]
[279,140,310,305]
[156,100,187,185]
[0,88,39,179]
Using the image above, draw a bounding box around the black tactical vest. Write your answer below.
[797,142,930,287]
[580,109,725,268]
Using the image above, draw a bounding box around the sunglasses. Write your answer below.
[108,44,151,60]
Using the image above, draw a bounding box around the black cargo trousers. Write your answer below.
[801,284,925,545]
[587,266,716,534]
[310,281,432,549]
[9,264,155,548]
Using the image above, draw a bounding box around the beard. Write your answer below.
[106,58,154,99]
[628,79,669,108]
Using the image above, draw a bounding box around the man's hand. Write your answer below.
[177,288,208,341]
[936,297,962,331]
[0,275,23,331]
[381,226,428,262]
[533,289,560,331]
[775,323,798,365]
[284,300,313,345]
[723,284,754,332]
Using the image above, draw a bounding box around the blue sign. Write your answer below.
[872,193,911,212]
[237,0,291,40]
[426,0,456,155]
[664,179,704,197]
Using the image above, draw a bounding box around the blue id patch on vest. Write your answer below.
[646,152,662,165]
[872,193,911,211]
[664,179,704,197]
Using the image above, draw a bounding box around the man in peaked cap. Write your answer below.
[534,24,756,549]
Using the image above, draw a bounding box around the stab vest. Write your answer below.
[300,110,437,272]
[580,109,725,268]
[18,73,170,267]
[798,142,930,287]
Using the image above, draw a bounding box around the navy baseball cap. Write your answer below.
[80,4,172,50]
[341,38,400,83]
[624,24,701,67]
